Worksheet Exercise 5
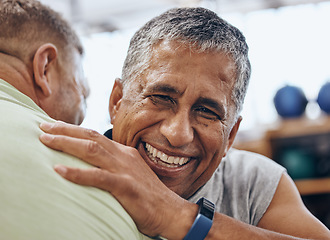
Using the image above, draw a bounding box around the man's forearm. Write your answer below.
[206,213,303,240]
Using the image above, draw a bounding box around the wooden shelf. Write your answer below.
[295,178,330,196]
[265,116,330,139]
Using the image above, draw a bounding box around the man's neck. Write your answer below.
[0,52,37,101]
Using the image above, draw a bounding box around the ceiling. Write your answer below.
[39,0,330,34]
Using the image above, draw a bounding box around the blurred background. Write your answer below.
[40,0,330,228]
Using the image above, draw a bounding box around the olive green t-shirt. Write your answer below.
[0,79,145,239]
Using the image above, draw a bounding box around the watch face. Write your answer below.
[198,198,215,220]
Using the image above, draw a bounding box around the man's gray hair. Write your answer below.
[121,7,251,115]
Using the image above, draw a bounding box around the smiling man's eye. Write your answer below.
[149,95,175,105]
[195,106,220,120]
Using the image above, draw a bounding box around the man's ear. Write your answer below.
[223,116,242,157]
[109,78,124,124]
[32,43,58,97]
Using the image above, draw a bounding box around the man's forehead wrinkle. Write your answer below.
[152,43,236,85]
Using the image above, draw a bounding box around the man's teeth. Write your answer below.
[145,143,189,166]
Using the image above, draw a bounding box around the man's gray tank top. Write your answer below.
[188,148,286,226]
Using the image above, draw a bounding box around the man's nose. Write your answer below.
[160,110,194,147]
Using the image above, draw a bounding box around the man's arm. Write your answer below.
[257,173,329,238]
[205,173,330,240]
[39,121,330,240]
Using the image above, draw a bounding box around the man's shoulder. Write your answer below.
[219,148,286,196]
[190,148,285,203]
[215,148,286,225]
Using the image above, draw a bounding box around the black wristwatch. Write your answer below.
[183,197,215,240]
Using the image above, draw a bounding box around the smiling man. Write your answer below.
[106,38,240,199]
[40,7,330,240]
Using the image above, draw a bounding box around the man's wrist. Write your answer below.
[183,198,215,240]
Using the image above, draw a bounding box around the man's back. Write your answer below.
[0,79,143,239]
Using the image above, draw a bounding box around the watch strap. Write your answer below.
[183,197,215,240]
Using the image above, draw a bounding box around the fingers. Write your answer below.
[40,121,101,141]
[40,121,119,154]
[40,133,110,169]
[54,165,113,192]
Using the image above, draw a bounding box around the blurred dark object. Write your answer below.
[302,193,330,229]
[279,147,316,179]
[271,132,330,180]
